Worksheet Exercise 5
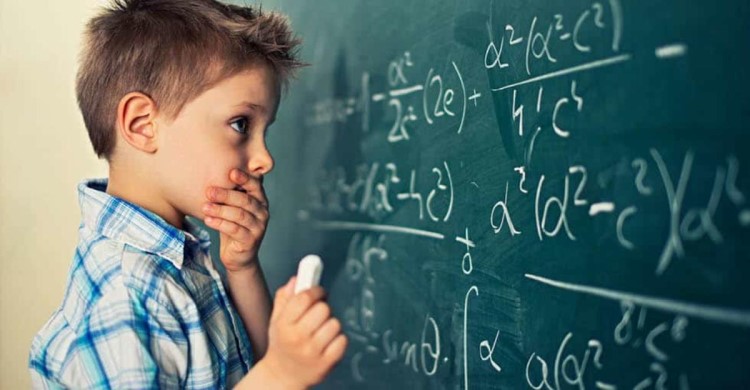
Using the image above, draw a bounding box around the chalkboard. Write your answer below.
[240,0,750,388]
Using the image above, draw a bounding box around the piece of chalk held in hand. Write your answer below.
[294,255,324,294]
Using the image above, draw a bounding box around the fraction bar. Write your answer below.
[525,273,750,328]
[493,54,632,91]
[313,220,445,240]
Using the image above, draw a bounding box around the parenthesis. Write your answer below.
[452,61,467,135]
[443,161,454,222]
[423,68,434,125]
[352,352,365,382]
[608,0,623,52]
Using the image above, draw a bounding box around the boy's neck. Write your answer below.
[106,166,186,231]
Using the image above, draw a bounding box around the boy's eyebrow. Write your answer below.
[235,101,266,113]
[235,101,276,125]
[236,101,276,126]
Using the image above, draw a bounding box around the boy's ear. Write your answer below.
[116,92,160,154]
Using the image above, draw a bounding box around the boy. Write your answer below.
[28,0,347,388]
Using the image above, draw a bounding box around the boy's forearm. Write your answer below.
[233,359,306,390]
[226,260,272,362]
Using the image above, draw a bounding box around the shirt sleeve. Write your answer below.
[31,286,189,389]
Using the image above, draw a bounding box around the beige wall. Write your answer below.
[0,1,108,387]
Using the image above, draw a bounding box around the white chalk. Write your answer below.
[294,255,323,294]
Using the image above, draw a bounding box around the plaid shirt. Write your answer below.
[29,178,253,389]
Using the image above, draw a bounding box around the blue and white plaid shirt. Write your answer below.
[29,178,253,389]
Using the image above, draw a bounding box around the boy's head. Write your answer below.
[76,0,303,226]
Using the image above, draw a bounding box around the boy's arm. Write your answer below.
[202,169,274,361]
[232,358,304,390]
[204,169,347,386]
[29,287,188,388]
[226,261,272,362]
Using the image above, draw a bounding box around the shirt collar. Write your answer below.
[78,178,211,269]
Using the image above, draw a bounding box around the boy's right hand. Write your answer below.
[261,276,348,389]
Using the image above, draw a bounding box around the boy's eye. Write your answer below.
[230,117,249,134]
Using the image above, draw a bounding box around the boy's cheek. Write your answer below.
[180,164,238,219]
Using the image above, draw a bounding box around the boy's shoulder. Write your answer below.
[41,178,213,325]
[77,178,211,268]
[70,176,213,305]
[39,177,199,321]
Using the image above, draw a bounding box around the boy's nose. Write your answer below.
[246,145,274,176]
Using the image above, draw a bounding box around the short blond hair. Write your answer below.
[76,0,304,160]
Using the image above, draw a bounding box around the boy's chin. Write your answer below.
[182,205,207,225]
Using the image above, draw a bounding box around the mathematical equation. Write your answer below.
[491,152,748,276]
[305,160,454,223]
[525,306,690,390]
[484,0,624,75]
[306,51,477,141]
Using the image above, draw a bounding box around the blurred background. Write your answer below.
[1,1,108,387]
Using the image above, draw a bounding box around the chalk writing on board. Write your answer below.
[306,54,475,138]
[288,0,750,387]
[342,233,447,381]
[305,160,454,223]
[371,53,470,139]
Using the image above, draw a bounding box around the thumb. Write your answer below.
[271,276,296,323]
[283,275,297,298]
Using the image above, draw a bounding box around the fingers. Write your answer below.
[230,168,268,206]
[297,301,331,336]
[282,287,326,325]
[205,186,269,219]
[312,317,342,352]
[203,170,270,242]
[271,276,296,324]
[203,216,254,249]
[323,334,348,363]
[202,198,268,227]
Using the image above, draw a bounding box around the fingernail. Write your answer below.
[202,203,213,213]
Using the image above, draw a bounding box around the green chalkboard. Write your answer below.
[241,0,750,388]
